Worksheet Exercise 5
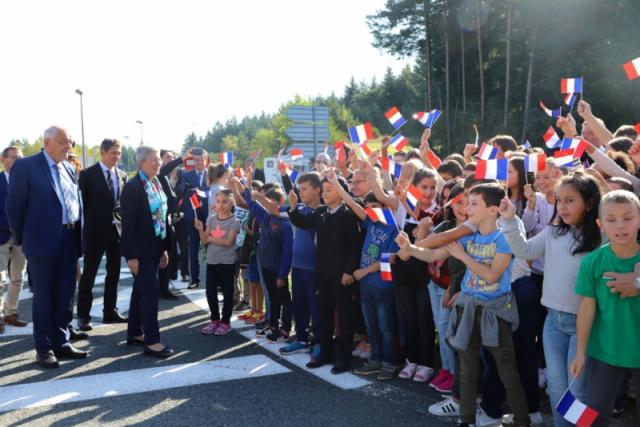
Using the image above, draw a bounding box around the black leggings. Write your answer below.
[206,263,236,323]
[261,268,292,331]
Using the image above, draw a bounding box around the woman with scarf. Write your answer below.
[121,146,173,358]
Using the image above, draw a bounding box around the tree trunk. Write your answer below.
[503,0,512,129]
[424,0,432,110]
[445,21,451,152]
[475,0,485,125]
[460,28,466,114]
[521,33,536,143]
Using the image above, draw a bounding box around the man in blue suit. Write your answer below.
[7,126,87,368]
[177,150,208,289]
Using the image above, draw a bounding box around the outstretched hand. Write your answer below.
[499,197,516,220]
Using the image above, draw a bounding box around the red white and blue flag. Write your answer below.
[561,77,583,94]
[561,138,589,159]
[190,193,201,210]
[290,148,303,161]
[381,156,402,179]
[427,150,442,168]
[524,153,547,174]
[389,134,409,151]
[624,57,640,80]
[384,106,407,130]
[348,122,373,144]
[543,127,562,149]
[475,159,508,180]
[219,151,233,167]
[380,253,393,281]
[540,101,562,119]
[555,389,598,427]
[564,93,578,110]
[477,143,498,160]
[414,110,442,128]
[365,207,397,227]
[334,141,346,162]
[358,141,372,158]
[279,161,299,182]
[553,149,577,167]
[405,184,423,211]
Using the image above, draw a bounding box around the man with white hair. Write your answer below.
[7,126,87,368]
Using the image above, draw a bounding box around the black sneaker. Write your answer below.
[265,328,283,343]
[254,319,268,330]
[256,325,271,338]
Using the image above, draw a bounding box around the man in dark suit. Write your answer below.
[177,150,208,289]
[0,146,28,334]
[7,126,87,368]
[76,138,128,331]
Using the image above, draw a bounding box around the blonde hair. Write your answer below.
[599,189,640,217]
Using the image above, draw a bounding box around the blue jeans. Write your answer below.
[427,281,455,372]
[544,308,589,427]
[291,268,319,343]
[360,285,397,366]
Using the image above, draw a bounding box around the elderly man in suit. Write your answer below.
[76,138,128,331]
[7,126,86,368]
[0,146,28,334]
[121,145,173,358]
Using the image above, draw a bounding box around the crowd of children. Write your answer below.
[191,99,640,427]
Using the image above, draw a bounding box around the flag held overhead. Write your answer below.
[561,77,583,94]
[389,134,409,151]
[381,157,402,179]
[289,148,303,160]
[475,159,508,180]
[348,123,374,144]
[477,143,498,160]
[524,153,547,174]
[384,106,407,130]
[414,110,442,128]
[624,57,640,80]
[543,127,562,149]
[539,101,562,119]
[365,207,397,227]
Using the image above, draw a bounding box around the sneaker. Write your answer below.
[428,396,460,417]
[352,340,368,358]
[434,371,454,393]
[255,325,270,338]
[429,368,448,389]
[538,368,546,389]
[214,322,231,335]
[475,407,500,427]
[265,327,284,343]
[201,320,220,335]
[377,366,396,381]
[501,411,543,426]
[353,361,382,376]
[237,310,254,320]
[245,313,264,325]
[254,319,269,330]
[279,341,310,355]
[280,329,290,341]
[413,365,434,383]
[398,361,418,379]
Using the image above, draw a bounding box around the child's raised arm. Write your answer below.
[328,169,367,221]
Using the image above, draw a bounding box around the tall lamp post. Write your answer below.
[74,89,86,166]
[136,120,144,145]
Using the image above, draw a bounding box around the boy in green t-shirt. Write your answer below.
[571,190,640,427]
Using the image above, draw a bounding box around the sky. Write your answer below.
[0,0,412,153]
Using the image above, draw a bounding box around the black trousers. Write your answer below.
[159,225,175,293]
[317,271,356,363]
[77,226,121,320]
[170,220,189,279]
[206,263,237,323]
[261,268,292,331]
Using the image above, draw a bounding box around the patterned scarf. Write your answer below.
[140,170,168,239]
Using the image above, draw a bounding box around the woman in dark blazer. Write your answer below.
[120,146,173,358]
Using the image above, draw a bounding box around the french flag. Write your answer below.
[564,93,578,110]
[195,188,209,199]
[475,159,508,180]
[427,150,442,168]
[219,151,233,167]
[365,207,397,227]
[554,149,577,167]
[358,141,372,157]
[381,156,402,179]
[405,184,423,211]
[543,127,562,149]
[348,122,373,144]
[279,161,299,182]
[561,138,589,158]
[524,153,547,174]
[539,101,562,119]
[335,141,346,162]
[555,389,598,427]
[290,148,303,160]
[380,253,393,281]
[190,193,201,210]
[389,134,409,151]
[477,143,498,160]
[414,110,442,128]
[384,106,407,130]
[444,192,464,208]
[623,57,640,80]
[561,77,583,94]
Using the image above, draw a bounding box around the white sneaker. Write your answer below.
[501,411,544,426]
[538,368,547,389]
[475,407,500,427]
[428,396,460,417]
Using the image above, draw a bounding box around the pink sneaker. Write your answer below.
[201,320,219,335]
[434,371,453,393]
[398,361,418,379]
[214,322,231,335]
[413,365,434,383]
[429,368,448,389]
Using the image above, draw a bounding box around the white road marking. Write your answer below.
[180,288,248,329]
[0,354,289,412]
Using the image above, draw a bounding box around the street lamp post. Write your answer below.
[136,120,144,145]
[74,89,86,166]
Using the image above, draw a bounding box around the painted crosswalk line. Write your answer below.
[180,288,249,330]
[0,354,289,412]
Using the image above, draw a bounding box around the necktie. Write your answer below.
[198,171,203,187]
[106,169,116,201]
[55,164,79,224]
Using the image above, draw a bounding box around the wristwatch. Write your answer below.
[634,276,640,290]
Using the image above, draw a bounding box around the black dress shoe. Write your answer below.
[69,328,89,342]
[103,310,128,324]
[160,290,179,300]
[306,354,332,369]
[126,337,145,345]
[187,281,200,289]
[54,345,88,360]
[77,318,93,331]
[36,351,59,369]
[144,345,174,359]
[181,275,191,283]
[331,364,351,374]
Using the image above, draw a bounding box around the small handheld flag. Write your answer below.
[555,389,598,427]
[381,157,402,179]
[426,150,442,168]
[405,184,423,211]
[358,141,372,158]
[475,159,508,180]
[279,161,299,182]
[564,93,578,110]
[190,193,201,210]
[561,138,589,159]
[543,127,562,149]
[553,149,577,167]
[335,141,347,162]
[389,134,409,151]
[561,78,583,94]
[477,143,498,160]
[219,151,233,167]
[539,101,562,119]
[348,123,374,144]
[380,253,393,281]
[384,106,407,130]
[289,148,303,161]
[624,57,640,80]
[414,110,442,128]
[524,153,547,174]
[365,207,397,227]
[444,192,464,208]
